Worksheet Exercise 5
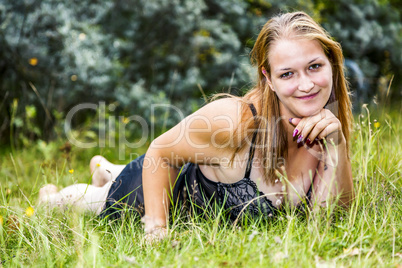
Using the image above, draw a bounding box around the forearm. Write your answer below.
[142,147,179,231]
[315,138,354,207]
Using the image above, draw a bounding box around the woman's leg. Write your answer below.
[90,155,126,187]
[39,182,113,215]
[38,156,130,214]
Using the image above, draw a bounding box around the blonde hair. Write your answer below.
[221,11,353,183]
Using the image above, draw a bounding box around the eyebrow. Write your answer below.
[275,56,321,72]
[308,57,320,64]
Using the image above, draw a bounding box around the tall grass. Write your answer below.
[0,105,401,267]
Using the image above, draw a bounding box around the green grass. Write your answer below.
[0,105,401,267]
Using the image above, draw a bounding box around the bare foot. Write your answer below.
[90,155,106,174]
[38,184,58,204]
[90,155,125,187]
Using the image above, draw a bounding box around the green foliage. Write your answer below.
[1,0,400,146]
[0,106,400,266]
[315,0,402,90]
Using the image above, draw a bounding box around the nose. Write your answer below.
[298,74,314,92]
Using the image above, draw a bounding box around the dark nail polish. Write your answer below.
[297,135,303,143]
[289,118,293,124]
[293,129,298,137]
[307,138,311,145]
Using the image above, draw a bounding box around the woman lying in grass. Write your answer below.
[39,11,354,241]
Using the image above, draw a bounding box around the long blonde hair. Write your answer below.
[222,11,352,183]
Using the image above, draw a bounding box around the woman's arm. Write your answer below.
[291,108,354,207]
[141,98,244,234]
[312,135,354,207]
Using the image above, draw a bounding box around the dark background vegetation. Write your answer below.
[0,0,401,148]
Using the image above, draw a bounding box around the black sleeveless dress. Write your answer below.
[100,104,312,220]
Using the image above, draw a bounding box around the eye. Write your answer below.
[280,72,293,79]
[309,63,321,70]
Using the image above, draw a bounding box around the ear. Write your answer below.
[262,67,275,92]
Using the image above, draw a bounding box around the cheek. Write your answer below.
[273,81,298,97]
[314,69,333,88]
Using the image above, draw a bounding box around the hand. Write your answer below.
[289,108,345,146]
[144,227,168,244]
[142,215,168,244]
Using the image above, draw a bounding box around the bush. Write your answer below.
[1,0,400,146]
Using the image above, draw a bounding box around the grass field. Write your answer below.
[0,105,401,267]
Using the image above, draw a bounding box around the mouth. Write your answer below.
[296,91,319,100]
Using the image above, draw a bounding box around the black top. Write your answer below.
[172,103,279,219]
[100,103,312,220]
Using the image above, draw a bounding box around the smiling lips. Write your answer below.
[296,91,319,100]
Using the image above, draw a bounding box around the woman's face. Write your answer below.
[265,38,333,118]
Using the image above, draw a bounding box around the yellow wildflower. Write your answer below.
[26,207,35,217]
[69,169,74,174]
[0,215,3,226]
[71,75,77,81]
[374,120,380,129]
[29,58,38,66]
[122,117,129,124]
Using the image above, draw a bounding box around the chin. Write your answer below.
[296,107,323,117]
[304,99,329,115]
[281,102,325,118]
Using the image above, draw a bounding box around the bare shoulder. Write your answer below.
[192,98,242,119]
[149,97,254,165]
[186,97,255,149]
[190,97,254,125]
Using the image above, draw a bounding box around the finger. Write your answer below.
[294,111,325,142]
[317,123,343,145]
[312,110,340,140]
[307,122,339,145]
[305,119,333,142]
[299,114,327,143]
[299,109,340,144]
[292,117,310,140]
[289,117,302,126]
[304,113,339,143]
